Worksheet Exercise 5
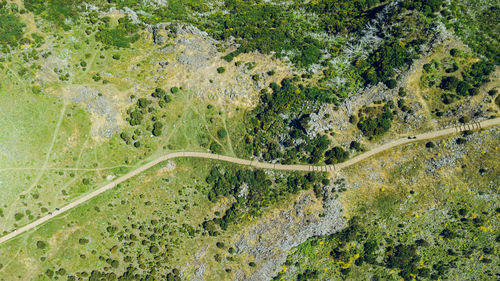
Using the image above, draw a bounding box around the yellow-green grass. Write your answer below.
[0,156,309,280]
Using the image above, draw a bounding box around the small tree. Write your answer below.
[456,81,471,96]
[36,240,47,249]
[217,67,226,74]
[439,76,459,91]
[78,238,89,245]
[14,212,24,221]
[152,122,163,136]
[385,79,397,89]
[217,128,227,139]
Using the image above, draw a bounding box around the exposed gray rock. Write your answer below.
[235,192,344,281]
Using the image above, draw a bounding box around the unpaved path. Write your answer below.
[0,118,498,245]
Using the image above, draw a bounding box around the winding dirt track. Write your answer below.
[1,118,499,245]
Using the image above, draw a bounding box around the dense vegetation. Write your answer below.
[420,49,495,110]
[202,165,328,234]
[0,4,25,50]
[356,102,395,138]
[240,78,340,164]
[443,0,499,64]
[120,88,173,147]
[24,0,81,30]
[95,15,141,48]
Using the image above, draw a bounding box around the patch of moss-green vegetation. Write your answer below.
[0,159,210,280]
[95,15,141,48]
[202,164,328,233]
[238,78,338,164]
[355,102,395,138]
[419,49,495,116]
[0,4,26,50]
[24,0,82,29]
[442,0,499,64]
[118,88,241,156]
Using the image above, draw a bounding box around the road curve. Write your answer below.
[0,118,499,245]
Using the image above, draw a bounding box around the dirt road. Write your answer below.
[0,118,498,245]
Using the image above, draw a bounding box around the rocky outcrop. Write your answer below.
[234,189,344,281]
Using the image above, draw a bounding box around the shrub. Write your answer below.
[36,240,47,249]
[450,48,461,57]
[92,73,101,81]
[349,141,362,151]
[14,212,24,221]
[78,238,89,245]
[456,81,471,96]
[45,269,54,278]
[149,245,159,254]
[439,76,459,90]
[217,66,225,74]
[468,87,479,96]
[137,98,151,108]
[385,79,397,89]
[209,142,223,154]
[464,60,494,86]
[0,10,26,49]
[217,128,227,139]
[325,146,348,164]
[152,122,163,136]
[170,87,179,94]
[96,26,139,48]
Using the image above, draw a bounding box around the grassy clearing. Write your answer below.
[0,13,257,234]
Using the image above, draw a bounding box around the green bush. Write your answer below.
[0,9,26,49]
[439,76,459,90]
[425,141,435,148]
[385,79,397,89]
[152,122,163,136]
[217,128,227,139]
[78,238,89,245]
[36,240,47,249]
[216,67,225,74]
[209,142,222,154]
[325,147,349,164]
[363,42,412,86]
[96,27,139,48]
[14,212,24,221]
[463,60,494,87]
[456,81,471,96]
[170,87,179,94]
